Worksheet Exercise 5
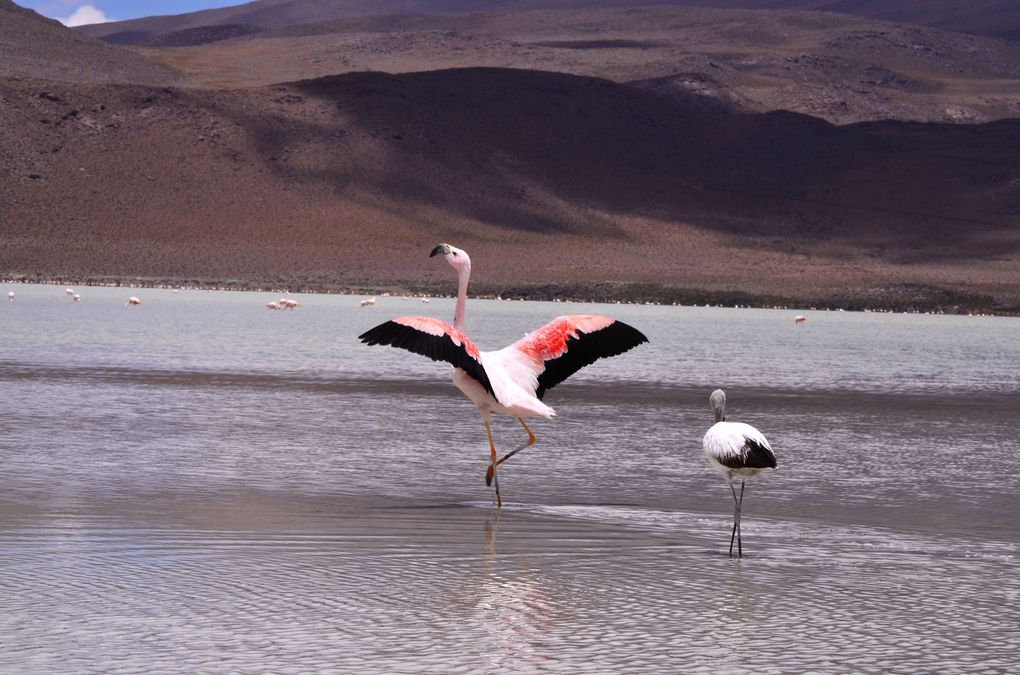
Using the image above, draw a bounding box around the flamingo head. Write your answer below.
[710,389,727,423]
[430,243,471,275]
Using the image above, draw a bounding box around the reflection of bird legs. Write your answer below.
[484,514,498,561]
[485,418,536,488]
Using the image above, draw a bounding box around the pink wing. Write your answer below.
[359,316,493,396]
[509,315,648,399]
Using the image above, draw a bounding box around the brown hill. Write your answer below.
[696,0,1020,41]
[74,0,1020,43]
[0,0,180,85]
[136,7,1020,125]
[11,0,1017,125]
[2,68,1018,311]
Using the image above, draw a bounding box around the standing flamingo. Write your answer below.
[127,296,142,306]
[359,243,648,507]
[702,389,777,558]
[7,291,13,303]
[794,315,806,325]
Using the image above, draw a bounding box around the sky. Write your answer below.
[17,0,243,26]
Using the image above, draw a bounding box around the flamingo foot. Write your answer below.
[484,420,536,486]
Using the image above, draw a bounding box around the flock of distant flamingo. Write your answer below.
[266,298,300,310]
[360,295,431,307]
[6,247,789,557]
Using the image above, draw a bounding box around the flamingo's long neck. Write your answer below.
[454,266,470,332]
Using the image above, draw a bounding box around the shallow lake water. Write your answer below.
[2,284,1019,672]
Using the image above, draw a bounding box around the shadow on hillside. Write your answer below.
[232,67,1018,255]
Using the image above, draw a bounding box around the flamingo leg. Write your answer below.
[485,418,536,487]
[737,481,746,557]
[729,483,740,557]
[482,414,502,509]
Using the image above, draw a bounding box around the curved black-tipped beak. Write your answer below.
[429,243,451,257]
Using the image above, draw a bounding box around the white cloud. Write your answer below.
[59,4,110,27]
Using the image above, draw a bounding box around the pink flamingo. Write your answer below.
[360,243,648,507]
[7,291,13,303]
[127,296,141,305]
[794,315,806,325]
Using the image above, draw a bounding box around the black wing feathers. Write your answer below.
[742,437,777,469]
[535,321,648,399]
[358,321,495,397]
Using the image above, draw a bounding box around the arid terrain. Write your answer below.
[76,0,1020,44]
[2,0,1019,312]
[130,7,1020,125]
[0,0,181,85]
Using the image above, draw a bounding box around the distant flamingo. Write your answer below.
[703,389,777,558]
[7,291,13,303]
[282,299,299,310]
[65,288,74,296]
[267,302,280,310]
[360,297,376,307]
[421,298,431,304]
[127,296,141,305]
[72,294,81,303]
[360,243,648,507]
[794,315,806,325]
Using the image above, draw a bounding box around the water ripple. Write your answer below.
[2,502,1018,673]
[5,287,1020,672]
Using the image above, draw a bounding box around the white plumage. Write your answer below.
[702,389,777,558]
[703,421,774,481]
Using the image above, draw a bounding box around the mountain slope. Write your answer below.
[0,0,180,85]
[74,0,1020,44]
[135,6,1020,125]
[2,68,1018,309]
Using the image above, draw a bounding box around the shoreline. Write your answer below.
[3,274,1015,317]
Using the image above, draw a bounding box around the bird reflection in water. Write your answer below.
[448,511,565,670]
[702,562,766,657]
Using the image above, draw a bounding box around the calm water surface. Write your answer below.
[2,284,1019,672]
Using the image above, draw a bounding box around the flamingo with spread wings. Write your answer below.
[359,243,648,507]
